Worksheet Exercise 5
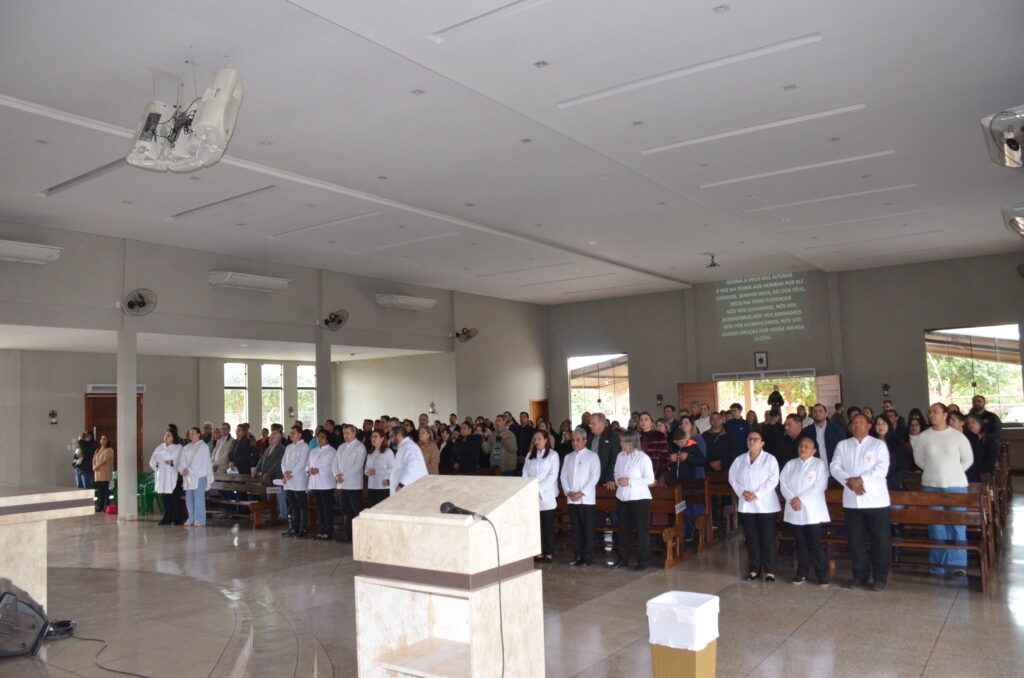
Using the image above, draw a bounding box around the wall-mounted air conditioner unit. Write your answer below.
[209,271,291,293]
[374,294,438,311]
[86,384,147,394]
[0,238,63,265]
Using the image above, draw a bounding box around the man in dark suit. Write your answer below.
[771,414,806,467]
[802,403,846,464]
[515,411,536,472]
[587,413,621,490]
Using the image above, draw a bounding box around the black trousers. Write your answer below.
[539,509,556,557]
[845,507,892,584]
[338,489,363,540]
[616,499,652,566]
[740,512,778,575]
[369,489,390,506]
[286,489,309,532]
[312,489,334,537]
[790,522,828,582]
[95,481,110,512]
[568,504,595,563]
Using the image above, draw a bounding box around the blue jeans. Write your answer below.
[75,472,94,489]
[185,476,208,525]
[923,485,967,568]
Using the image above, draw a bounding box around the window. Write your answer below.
[716,377,817,419]
[926,324,1023,424]
[297,364,317,426]
[568,354,630,424]
[261,364,283,432]
[224,362,248,431]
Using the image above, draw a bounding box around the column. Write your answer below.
[316,329,333,422]
[116,316,138,520]
[827,272,845,375]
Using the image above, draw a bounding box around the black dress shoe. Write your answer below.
[765,574,776,583]
[581,561,592,567]
[634,564,649,572]
[847,580,870,590]
[609,560,628,569]
[294,531,308,538]
[281,530,297,537]
[569,558,583,566]
[534,556,546,563]
[743,572,760,581]
[791,575,807,585]
[871,581,887,592]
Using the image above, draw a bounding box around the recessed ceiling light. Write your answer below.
[883,202,894,206]
[588,241,598,245]
[121,200,133,205]
[240,343,249,347]
[699,163,710,168]
[861,174,871,179]
[305,203,316,207]
[260,140,273,146]
[236,222,246,226]
[398,225,406,229]
[783,84,797,91]
[631,120,645,126]
[657,201,667,205]
[377,175,388,180]
[712,4,730,13]
[599,175,611,180]
[465,202,475,207]
[533,60,550,68]
[830,136,841,142]
[328,240,337,244]
[34,139,48,145]
[535,223,543,227]
[410,89,426,96]
[189,176,201,181]
[470,242,477,246]
[520,138,532,143]
[463,267,470,271]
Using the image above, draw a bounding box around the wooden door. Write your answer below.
[529,399,549,424]
[85,394,144,474]
[677,382,718,413]
[814,375,843,411]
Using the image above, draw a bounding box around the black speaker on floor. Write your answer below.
[0,586,48,658]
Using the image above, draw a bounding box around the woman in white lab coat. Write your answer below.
[364,429,395,507]
[178,426,213,527]
[728,430,781,582]
[522,430,561,563]
[779,437,831,586]
[150,429,183,525]
[611,431,656,571]
[307,430,337,542]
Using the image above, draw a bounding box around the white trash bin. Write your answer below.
[646,591,719,678]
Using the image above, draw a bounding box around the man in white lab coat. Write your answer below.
[390,427,428,496]
[281,426,310,538]
[334,424,368,542]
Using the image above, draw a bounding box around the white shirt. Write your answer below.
[391,437,428,496]
[779,456,830,525]
[306,444,337,491]
[729,451,781,513]
[365,447,395,490]
[695,417,711,434]
[282,440,310,491]
[613,450,655,501]
[149,443,181,494]
[559,448,601,505]
[333,439,367,490]
[178,440,212,491]
[522,450,561,511]
[911,427,972,488]
[813,422,827,457]
[830,435,890,509]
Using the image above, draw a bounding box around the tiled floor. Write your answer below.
[4,487,1023,677]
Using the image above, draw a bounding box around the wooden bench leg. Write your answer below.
[252,501,266,529]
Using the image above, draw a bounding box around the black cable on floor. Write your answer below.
[63,631,153,678]
[481,515,505,678]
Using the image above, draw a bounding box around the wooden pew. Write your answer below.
[706,470,738,534]
[592,486,688,568]
[207,473,283,529]
[665,477,713,551]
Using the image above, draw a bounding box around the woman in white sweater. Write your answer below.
[911,402,973,575]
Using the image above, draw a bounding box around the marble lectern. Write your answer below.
[352,475,544,678]
[0,486,95,610]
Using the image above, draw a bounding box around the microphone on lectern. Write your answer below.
[439,502,476,516]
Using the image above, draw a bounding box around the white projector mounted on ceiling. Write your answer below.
[126,68,243,173]
[374,294,438,311]
[209,270,290,293]
[0,238,63,265]
[982,104,1024,169]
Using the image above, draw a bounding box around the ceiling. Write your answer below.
[0,324,433,362]
[0,0,1022,305]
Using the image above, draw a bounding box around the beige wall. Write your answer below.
[4,350,198,487]
[334,353,457,425]
[453,292,548,418]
